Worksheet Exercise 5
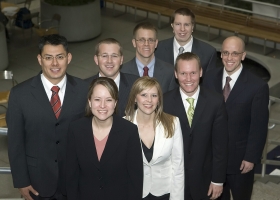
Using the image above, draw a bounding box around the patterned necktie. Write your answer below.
[186,98,195,126]
[223,76,232,102]
[178,47,184,55]
[143,66,149,77]
[50,86,61,119]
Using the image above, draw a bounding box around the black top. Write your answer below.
[141,139,155,163]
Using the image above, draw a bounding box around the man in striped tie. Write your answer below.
[7,34,88,200]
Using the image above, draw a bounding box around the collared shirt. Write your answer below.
[41,74,67,105]
[99,72,120,90]
[173,36,193,64]
[179,85,223,186]
[136,57,155,77]
[222,64,243,90]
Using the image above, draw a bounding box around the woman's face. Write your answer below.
[135,86,159,116]
[88,84,117,122]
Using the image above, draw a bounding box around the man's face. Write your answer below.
[171,14,194,46]
[132,28,158,60]
[94,43,123,79]
[221,37,246,75]
[37,44,71,85]
[175,59,202,97]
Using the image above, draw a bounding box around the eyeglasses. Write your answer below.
[98,54,121,60]
[41,55,67,62]
[221,51,244,57]
[135,38,156,44]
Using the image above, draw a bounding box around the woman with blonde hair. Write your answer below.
[125,77,184,200]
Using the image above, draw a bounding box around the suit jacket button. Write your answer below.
[188,151,192,155]
[55,160,57,162]
[99,186,103,189]
[189,134,192,137]
[55,123,59,126]
[99,176,102,180]
[56,141,60,144]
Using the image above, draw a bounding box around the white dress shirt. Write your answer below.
[41,74,66,105]
[99,72,120,90]
[173,36,193,64]
[222,65,243,90]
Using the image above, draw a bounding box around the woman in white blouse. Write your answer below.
[125,77,184,200]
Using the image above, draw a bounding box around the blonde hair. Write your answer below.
[125,77,175,138]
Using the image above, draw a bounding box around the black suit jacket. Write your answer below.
[120,57,177,93]
[66,115,143,200]
[85,72,139,116]
[7,73,88,197]
[163,87,228,200]
[155,37,217,73]
[203,67,269,174]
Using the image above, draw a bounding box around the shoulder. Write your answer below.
[122,58,135,68]
[157,37,173,47]
[155,58,174,69]
[164,87,179,99]
[121,72,139,82]
[84,74,98,85]
[114,114,137,129]
[244,68,267,87]
[69,116,90,130]
[193,37,216,51]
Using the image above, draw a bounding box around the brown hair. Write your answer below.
[133,21,158,38]
[85,77,119,117]
[175,52,202,71]
[95,38,123,56]
[172,8,195,24]
[125,77,175,138]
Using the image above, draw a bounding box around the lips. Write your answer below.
[50,68,60,73]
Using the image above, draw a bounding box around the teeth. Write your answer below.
[51,69,59,72]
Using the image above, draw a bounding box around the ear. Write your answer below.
[88,99,91,108]
[132,39,137,48]
[200,68,203,78]
[94,55,99,65]
[155,39,158,49]
[37,54,42,65]
[174,70,178,79]
[241,52,246,61]
[120,55,124,65]
[67,53,72,64]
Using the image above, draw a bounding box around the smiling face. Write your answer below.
[171,14,194,46]
[88,84,117,122]
[135,86,159,116]
[94,43,123,80]
[175,58,202,97]
[132,28,158,61]
[221,37,246,75]
[37,44,72,85]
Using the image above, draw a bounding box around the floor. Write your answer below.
[0,0,280,198]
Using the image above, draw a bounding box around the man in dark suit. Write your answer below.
[7,34,88,200]
[163,52,228,200]
[155,8,217,73]
[85,38,139,116]
[203,36,269,200]
[121,22,177,93]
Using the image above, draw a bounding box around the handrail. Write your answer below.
[240,0,280,9]
[0,128,7,136]
[0,167,11,174]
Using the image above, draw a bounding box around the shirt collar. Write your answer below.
[135,57,155,69]
[41,73,67,93]
[179,85,200,100]
[173,35,193,54]
[223,64,243,84]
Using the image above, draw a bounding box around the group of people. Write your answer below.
[6,7,269,200]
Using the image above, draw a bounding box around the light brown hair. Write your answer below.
[172,8,195,24]
[133,21,158,38]
[95,38,123,56]
[175,52,202,71]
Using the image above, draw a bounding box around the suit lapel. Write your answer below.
[191,88,206,130]
[118,73,129,115]
[226,68,247,105]
[214,68,224,94]
[191,38,200,56]
[153,58,164,84]
[164,38,174,64]
[126,58,140,76]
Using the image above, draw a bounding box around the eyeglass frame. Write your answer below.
[97,54,122,60]
[41,54,67,62]
[134,38,157,44]
[221,51,245,57]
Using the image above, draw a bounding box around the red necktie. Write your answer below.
[223,76,232,102]
[143,66,149,77]
[50,86,61,119]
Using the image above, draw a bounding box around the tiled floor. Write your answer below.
[0,0,280,198]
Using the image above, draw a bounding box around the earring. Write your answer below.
[134,102,138,110]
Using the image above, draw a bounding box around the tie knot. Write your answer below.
[51,86,60,93]
[179,47,184,55]
[226,76,231,84]
[143,66,149,76]
[186,98,194,106]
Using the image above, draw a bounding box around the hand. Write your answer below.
[240,160,254,174]
[19,185,39,200]
[207,183,223,199]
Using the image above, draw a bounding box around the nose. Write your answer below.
[100,99,105,108]
[52,57,58,65]
[147,95,152,102]
[180,24,185,31]
[107,55,113,62]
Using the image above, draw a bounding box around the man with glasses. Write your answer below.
[7,34,88,200]
[85,38,139,116]
[155,8,217,73]
[203,36,269,200]
[121,22,177,93]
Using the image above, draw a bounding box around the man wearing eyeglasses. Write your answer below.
[154,8,216,74]
[121,21,177,93]
[7,34,88,200]
[203,36,269,200]
[85,38,139,116]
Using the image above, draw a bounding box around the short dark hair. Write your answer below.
[133,21,158,38]
[85,77,119,117]
[38,34,68,55]
[95,38,123,56]
[172,8,195,24]
[175,52,201,71]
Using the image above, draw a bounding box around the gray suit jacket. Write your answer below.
[121,57,177,93]
[7,73,88,197]
[155,37,217,73]
[85,72,139,116]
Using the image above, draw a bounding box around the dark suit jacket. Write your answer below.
[66,115,143,200]
[163,86,228,200]
[85,72,139,117]
[120,57,177,93]
[155,37,217,73]
[7,73,88,197]
[203,67,269,174]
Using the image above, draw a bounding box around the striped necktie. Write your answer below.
[186,98,194,126]
[50,86,61,119]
